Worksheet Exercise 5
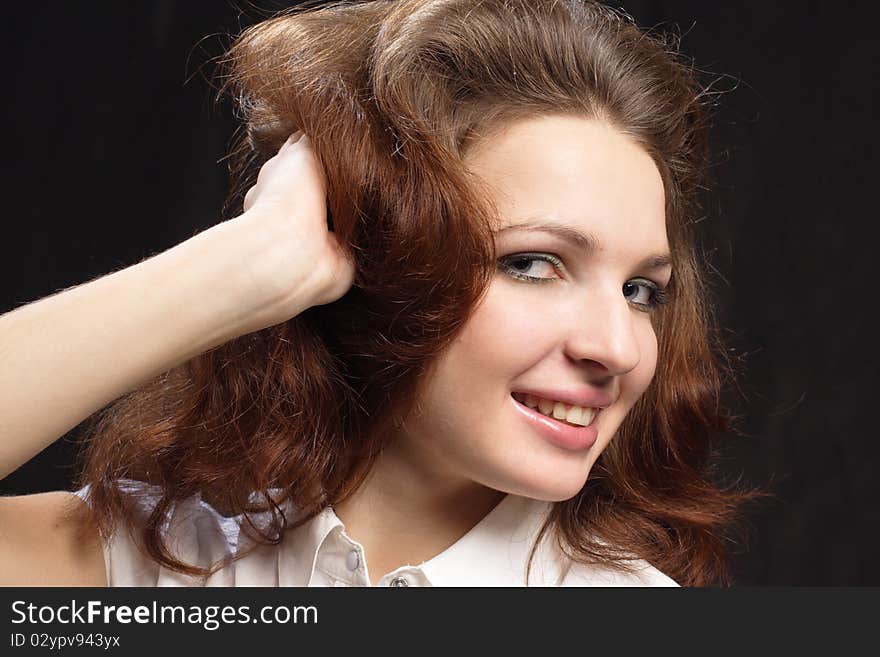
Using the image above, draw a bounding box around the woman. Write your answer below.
[0,0,755,586]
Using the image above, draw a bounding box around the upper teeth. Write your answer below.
[513,393,597,427]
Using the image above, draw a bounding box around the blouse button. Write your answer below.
[346,550,360,571]
[389,576,409,587]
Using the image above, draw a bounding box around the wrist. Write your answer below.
[166,215,315,344]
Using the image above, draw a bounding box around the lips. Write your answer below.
[510,386,614,410]
[510,392,598,427]
[509,393,600,451]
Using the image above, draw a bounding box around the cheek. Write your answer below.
[421,286,550,417]
[625,322,659,401]
[596,325,658,458]
[458,285,553,363]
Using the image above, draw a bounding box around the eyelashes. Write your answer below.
[623,279,671,310]
[497,252,672,312]
[498,253,564,284]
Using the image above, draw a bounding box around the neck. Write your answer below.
[332,439,507,585]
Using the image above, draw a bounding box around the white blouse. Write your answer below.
[73,482,678,587]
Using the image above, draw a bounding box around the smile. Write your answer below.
[511,392,598,427]
[509,393,600,451]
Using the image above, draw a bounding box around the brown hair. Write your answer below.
[76,0,761,586]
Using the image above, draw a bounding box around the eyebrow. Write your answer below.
[494,220,673,271]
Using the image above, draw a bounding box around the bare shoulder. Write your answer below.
[0,491,107,586]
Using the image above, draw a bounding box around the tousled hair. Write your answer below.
[76,0,760,586]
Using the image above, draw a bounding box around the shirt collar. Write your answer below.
[277,493,567,586]
[418,493,566,586]
[278,504,344,586]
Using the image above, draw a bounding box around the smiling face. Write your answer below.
[391,115,671,502]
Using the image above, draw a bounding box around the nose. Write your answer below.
[563,286,642,377]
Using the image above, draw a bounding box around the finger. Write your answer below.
[243,185,257,212]
[284,130,304,148]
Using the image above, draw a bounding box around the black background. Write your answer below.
[2,1,878,585]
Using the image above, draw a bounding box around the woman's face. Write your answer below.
[395,115,671,502]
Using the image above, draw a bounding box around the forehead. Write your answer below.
[464,115,668,253]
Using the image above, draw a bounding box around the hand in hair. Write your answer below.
[0,131,353,483]
[234,130,357,321]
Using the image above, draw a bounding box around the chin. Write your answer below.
[531,482,588,503]
[498,462,594,503]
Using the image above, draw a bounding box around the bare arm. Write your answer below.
[0,218,302,479]
[0,492,106,586]
[0,224,313,583]
[0,132,353,481]
[0,132,354,585]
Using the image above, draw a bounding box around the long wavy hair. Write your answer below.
[75,0,760,586]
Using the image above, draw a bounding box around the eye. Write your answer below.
[623,279,671,312]
[497,253,564,283]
